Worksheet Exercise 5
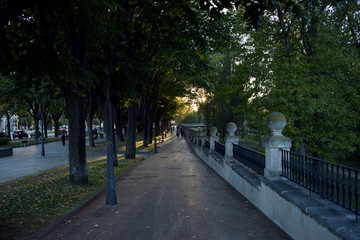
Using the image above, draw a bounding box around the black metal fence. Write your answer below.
[233,144,265,175]
[214,141,225,157]
[205,140,210,149]
[281,150,359,221]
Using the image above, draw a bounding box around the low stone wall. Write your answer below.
[0,148,13,158]
[190,144,360,240]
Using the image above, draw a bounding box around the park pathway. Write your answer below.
[41,135,291,240]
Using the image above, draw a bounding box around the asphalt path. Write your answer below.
[41,136,292,240]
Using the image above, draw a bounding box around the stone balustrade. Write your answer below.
[181,113,358,240]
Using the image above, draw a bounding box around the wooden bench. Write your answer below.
[21,140,29,147]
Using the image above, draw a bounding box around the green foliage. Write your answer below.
[181,111,204,124]
[0,137,10,145]
[1,0,359,163]
[196,2,360,161]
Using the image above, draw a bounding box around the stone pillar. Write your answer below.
[263,112,292,179]
[201,136,205,147]
[209,126,218,151]
[224,122,239,159]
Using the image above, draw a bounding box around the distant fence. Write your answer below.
[233,144,265,175]
[281,149,359,221]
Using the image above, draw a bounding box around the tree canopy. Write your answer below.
[1,0,359,180]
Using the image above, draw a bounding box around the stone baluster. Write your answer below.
[263,112,292,179]
[224,122,239,159]
[196,131,201,146]
[200,135,205,147]
[209,126,219,151]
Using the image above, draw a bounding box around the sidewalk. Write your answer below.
[0,138,107,183]
[40,136,292,240]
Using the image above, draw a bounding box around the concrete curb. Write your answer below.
[35,158,145,240]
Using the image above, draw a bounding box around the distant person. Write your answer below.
[61,133,66,146]
[93,128,98,140]
[176,127,180,138]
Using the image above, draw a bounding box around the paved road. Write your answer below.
[0,139,106,183]
[42,136,292,240]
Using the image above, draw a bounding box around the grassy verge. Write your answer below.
[0,137,62,149]
[0,156,139,240]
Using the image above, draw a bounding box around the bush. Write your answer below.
[0,137,10,145]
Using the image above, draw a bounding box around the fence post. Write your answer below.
[198,135,205,147]
[209,126,218,151]
[264,112,292,179]
[198,127,205,147]
[225,122,239,159]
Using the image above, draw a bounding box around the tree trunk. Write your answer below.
[43,114,48,138]
[64,89,88,185]
[86,113,95,147]
[240,113,245,139]
[105,100,117,204]
[65,13,88,185]
[299,141,306,156]
[141,95,149,147]
[148,114,153,144]
[112,105,118,166]
[34,104,40,144]
[86,90,95,147]
[114,108,125,142]
[53,114,60,137]
[125,101,138,159]
[6,112,11,139]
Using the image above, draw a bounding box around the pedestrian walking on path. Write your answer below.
[176,126,180,138]
[61,133,66,146]
[41,136,291,240]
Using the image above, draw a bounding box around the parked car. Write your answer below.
[0,131,8,138]
[13,130,28,139]
[29,131,41,137]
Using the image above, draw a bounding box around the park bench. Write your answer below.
[21,140,29,147]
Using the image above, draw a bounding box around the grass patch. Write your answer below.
[0,137,62,149]
[0,157,139,240]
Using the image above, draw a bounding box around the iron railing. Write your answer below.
[205,140,210,150]
[281,150,359,221]
[214,141,225,157]
[233,144,265,175]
